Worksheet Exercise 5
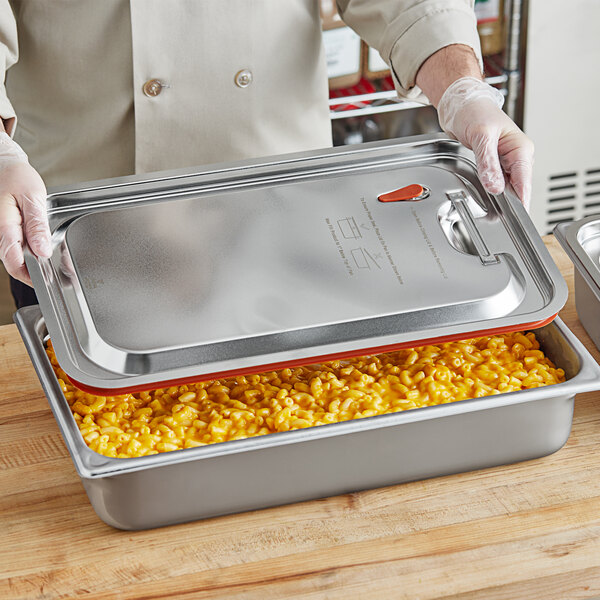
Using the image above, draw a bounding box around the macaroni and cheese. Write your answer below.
[46,331,565,458]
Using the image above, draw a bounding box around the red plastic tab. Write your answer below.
[378,184,425,202]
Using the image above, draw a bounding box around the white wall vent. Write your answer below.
[524,0,600,236]
[541,169,600,234]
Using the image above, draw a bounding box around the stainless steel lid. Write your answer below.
[27,134,568,393]
[554,215,600,298]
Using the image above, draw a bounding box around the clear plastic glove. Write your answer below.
[437,77,534,210]
[0,132,51,285]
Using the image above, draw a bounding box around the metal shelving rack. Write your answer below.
[329,0,524,124]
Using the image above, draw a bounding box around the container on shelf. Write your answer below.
[475,0,506,56]
[320,0,362,89]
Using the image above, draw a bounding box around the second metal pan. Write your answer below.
[555,216,600,350]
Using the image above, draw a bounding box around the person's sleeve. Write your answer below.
[0,1,18,135]
[336,0,483,102]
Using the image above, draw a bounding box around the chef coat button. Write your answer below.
[143,79,164,97]
[234,69,253,88]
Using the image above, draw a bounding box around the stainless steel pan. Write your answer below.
[15,306,600,530]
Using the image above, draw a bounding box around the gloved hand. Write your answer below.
[0,132,51,285]
[437,77,534,210]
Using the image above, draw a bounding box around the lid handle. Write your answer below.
[446,190,499,266]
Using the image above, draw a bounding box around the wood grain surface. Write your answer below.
[2,236,600,600]
[0,264,16,326]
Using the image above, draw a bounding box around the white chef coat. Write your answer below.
[0,0,481,187]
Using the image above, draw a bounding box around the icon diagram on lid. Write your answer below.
[351,247,382,270]
[378,184,430,202]
[337,217,362,239]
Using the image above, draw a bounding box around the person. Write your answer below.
[0,0,533,309]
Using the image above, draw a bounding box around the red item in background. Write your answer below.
[379,75,395,92]
[329,78,376,111]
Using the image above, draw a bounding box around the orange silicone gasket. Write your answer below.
[68,313,560,396]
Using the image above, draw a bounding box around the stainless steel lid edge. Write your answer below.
[25,249,121,381]
[16,306,600,480]
[44,133,454,203]
[491,182,568,312]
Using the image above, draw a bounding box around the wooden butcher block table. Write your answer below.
[1,236,600,600]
